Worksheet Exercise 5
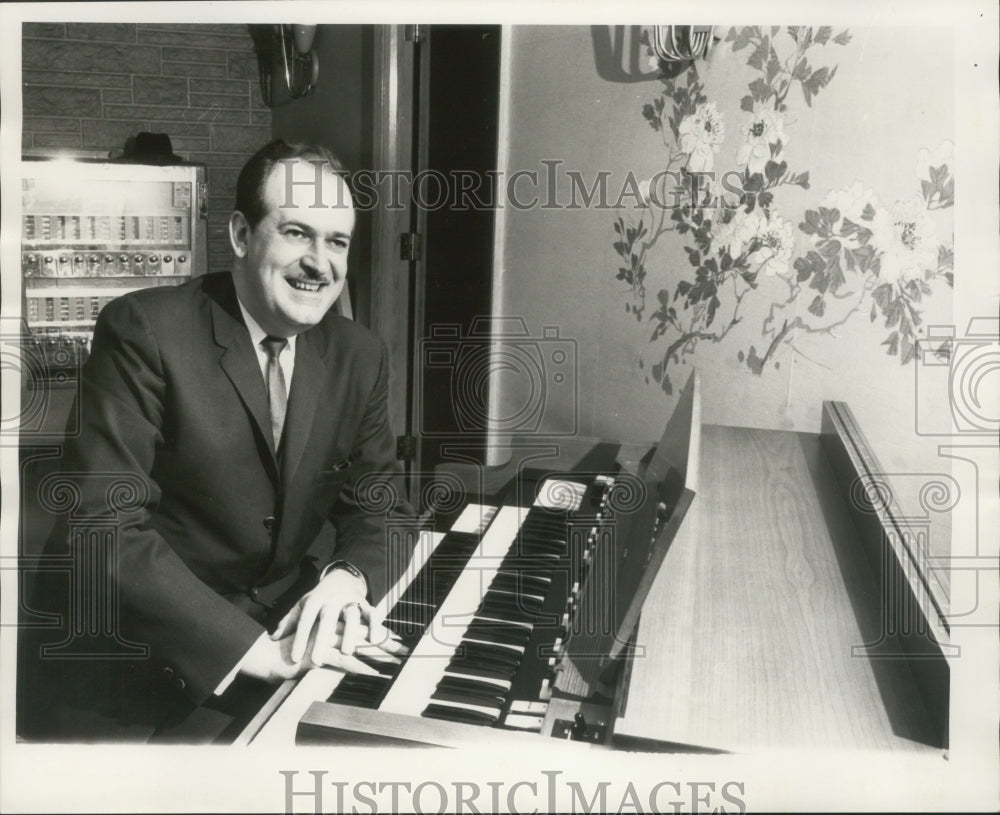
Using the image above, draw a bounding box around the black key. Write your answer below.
[497,567,553,584]
[490,573,549,598]
[489,586,545,606]
[445,662,516,682]
[354,652,401,677]
[328,675,391,708]
[497,556,560,572]
[382,616,425,643]
[437,674,509,699]
[479,594,544,621]
[466,620,532,647]
[517,536,565,554]
[521,524,566,539]
[451,646,520,672]
[387,600,437,628]
[431,687,506,708]
[422,703,498,726]
[496,568,551,586]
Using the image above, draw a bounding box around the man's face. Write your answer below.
[230,158,355,337]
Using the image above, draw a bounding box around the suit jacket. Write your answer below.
[31,272,407,718]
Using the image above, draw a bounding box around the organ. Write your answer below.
[237,371,950,753]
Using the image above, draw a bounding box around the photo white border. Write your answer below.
[1,2,996,812]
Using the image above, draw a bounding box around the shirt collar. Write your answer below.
[236,298,296,356]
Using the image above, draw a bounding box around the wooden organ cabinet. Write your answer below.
[238,372,949,753]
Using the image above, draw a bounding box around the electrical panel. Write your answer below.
[20,157,208,384]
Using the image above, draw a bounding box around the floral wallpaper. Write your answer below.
[613,26,955,395]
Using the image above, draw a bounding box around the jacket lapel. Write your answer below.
[209,281,279,481]
[280,329,324,488]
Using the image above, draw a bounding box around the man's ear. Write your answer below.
[229,211,251,258]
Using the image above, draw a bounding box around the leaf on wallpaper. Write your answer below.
[745,346,766,375]
[801,66,839,107]
[766,53,782,84]
[641,103,660,131]
[807,296,826,317]
[764,160,787,183]
[787,171,810,189]
[748,77,772,103]
[747,38,770,71]
[937,244,954,273]
[901,335,915,365]
[727,27,754,52]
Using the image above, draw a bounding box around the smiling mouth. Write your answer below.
[285,277,327,293]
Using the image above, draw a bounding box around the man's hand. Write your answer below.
[268,568,406,673]
[238,630,313,683]
[239,620,401,683]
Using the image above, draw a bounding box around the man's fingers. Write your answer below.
[308,604,340,668]
[365,615,394,647]
[290,600,321,663]
[340,602,364,656]
[354,642,404,664]
[311,647,380,676]
[365,624,409,655]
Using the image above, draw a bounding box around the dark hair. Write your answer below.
[234,139,349,228]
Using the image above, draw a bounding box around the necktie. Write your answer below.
[261,336,288,452]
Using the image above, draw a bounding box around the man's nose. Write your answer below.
[301,239,332,278]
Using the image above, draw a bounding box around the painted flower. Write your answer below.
[678,103,725,173]
[737,104,790,175]
[713,206,766,259]
[746,214,795,277]
[870,196,938,285]
[915,140,953,182]
[820,181,880,241]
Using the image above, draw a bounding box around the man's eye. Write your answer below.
[328,238,350,251]
[284,228,308,240]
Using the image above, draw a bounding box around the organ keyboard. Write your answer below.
[243,476,644,746]
[239,372,951,753]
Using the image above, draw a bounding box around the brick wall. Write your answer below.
[22,22,273,273]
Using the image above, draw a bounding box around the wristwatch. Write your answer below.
[321,559,368,596]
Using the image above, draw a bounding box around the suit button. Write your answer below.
[263,516,276,530]
[250,586,260,599]
[175,677,186,690]
[163,666,174,677]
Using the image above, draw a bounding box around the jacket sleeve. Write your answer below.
[61,295,264,705]
[328,339,415,603]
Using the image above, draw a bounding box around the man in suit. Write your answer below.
[21,140,409,741]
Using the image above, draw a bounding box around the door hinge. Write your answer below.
[405,24,425,44]
[396,435,418,461]
[400,231,423,262]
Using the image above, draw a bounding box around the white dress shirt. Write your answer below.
[237,299,296,390]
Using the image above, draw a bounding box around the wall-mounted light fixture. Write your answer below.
[650,26,715,63]
[248,24,320,107]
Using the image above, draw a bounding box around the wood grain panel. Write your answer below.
[616,425,942,752]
